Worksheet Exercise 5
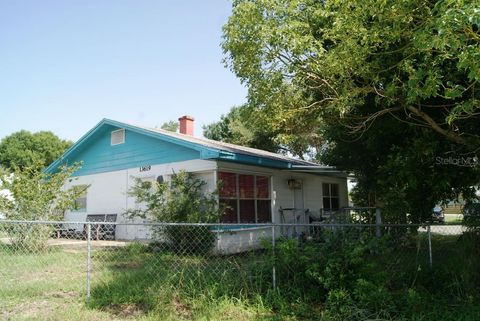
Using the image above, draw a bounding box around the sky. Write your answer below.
[0,0,247,142]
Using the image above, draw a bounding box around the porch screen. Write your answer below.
[218,172,271,223]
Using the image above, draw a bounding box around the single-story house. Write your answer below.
[45,116,348,253]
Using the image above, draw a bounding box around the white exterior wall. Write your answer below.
[64,159,217,240]
[63,159,348,254]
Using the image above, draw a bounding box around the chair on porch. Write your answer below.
[85,214,117,240]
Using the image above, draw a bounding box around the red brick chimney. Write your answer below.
[178,115,194,136]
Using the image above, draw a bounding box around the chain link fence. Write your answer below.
[0,220,477,318]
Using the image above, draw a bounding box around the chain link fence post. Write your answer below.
[271,224,276,290]
[86,222,92,302]
[427,224,432,268]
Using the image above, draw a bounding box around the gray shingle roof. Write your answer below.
[131,123,324,167]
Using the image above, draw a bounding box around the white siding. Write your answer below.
[63,158,348,251]
[64,159,217,239]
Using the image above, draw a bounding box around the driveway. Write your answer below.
[419,225,466,236]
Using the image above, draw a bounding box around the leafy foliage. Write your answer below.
[463,198,480,230]
[203,105,279,153]
[160,121,179,133]
[222,0,480,222]
[264,229,479,320]
[223,0,480,150]
[203,104,323,159]
[126,171,222,254]
[0,164,85,250]
[321,111,480,223]
[0,130,72,170]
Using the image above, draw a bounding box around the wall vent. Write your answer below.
[111,129,125,145]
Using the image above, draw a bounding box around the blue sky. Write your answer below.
[0,0,246,141]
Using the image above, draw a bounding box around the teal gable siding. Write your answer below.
[66,125,200,176]
[44,119,308,176]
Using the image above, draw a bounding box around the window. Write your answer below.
[322,183,340,210]
[218,172,271,223]
[111,129,125,145]
[73,185,88,212]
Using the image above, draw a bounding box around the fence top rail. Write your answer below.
[0,219,468,228]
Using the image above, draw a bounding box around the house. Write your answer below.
[45,116,348,253]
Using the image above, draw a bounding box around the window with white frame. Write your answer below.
[218,172,271,223]
[322,183,340,210]
[72,185,88,212]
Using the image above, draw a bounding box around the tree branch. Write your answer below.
[406,105,467,145]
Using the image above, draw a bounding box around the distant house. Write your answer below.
[45,116,348,253]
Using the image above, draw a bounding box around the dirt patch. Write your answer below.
[106,303,146,319]
[3,300,54,319]
[172,296,193,320]
[49,290,78,299]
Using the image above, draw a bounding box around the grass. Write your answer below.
[87,243,274,320]
[444,213,464,224]
[0,245,118,321]
[0,231,479,320]
[0,241,274,321]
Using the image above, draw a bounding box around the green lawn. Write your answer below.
[0,232,479,321]
[0,247,118,321]
[0,243,272,321]
[444,213,464,224]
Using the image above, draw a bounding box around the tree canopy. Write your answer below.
[0,130,72,170]
[203,105,280,153]
[222,0,480,222]
[203,104,325,159]
[160,121,179,133]
[223,0,479,151]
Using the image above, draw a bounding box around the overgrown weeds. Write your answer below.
[86,229,480,320]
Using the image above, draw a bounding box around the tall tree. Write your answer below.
[223,0,480,222]
[223,0,480,153]
[0,131,72,170]
[203,105,279,153]
[321,104,479,223]
[203,104,323,159]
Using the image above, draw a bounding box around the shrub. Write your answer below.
[0,164,84,251]
[126,171,222,254]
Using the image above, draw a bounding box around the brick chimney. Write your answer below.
[178,115,194,136]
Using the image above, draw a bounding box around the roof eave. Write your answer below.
[216,152,295,169]
[285,168,348,178]
[45,118,223,174]
[44,118,110,174]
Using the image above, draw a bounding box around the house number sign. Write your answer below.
[139,165,151,172]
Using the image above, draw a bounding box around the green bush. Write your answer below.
[263,228,480,320]
[126,171,222,255]
[164,225,217,255]
[0,164,84,252]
